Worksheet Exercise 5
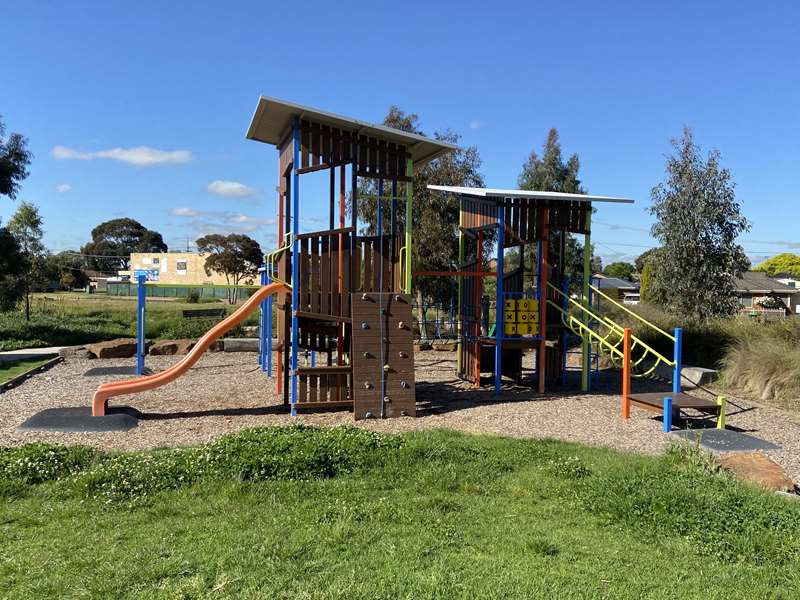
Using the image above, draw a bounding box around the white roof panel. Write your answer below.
[247,96,458,167]
[427,185,634,204]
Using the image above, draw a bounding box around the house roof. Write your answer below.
[246,96,458,167]
[593,276,638,290]
[427,185,634,204]
[735,271,799,294]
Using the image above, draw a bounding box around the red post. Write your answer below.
[622,327,631,419]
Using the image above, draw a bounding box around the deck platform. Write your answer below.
[628,392,721,416]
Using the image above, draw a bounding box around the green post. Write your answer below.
[404,158,414,293]
[456,225,464,375]
[716,396,726,429]
[581,209,592,392]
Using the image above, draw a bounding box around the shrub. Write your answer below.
[185,289,200,304]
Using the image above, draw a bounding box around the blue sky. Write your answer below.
[4,0,799,265]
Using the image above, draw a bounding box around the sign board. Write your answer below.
[133,269,160,282]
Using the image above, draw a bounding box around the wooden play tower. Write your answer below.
[246,97,456,419]
[427,185,633,395]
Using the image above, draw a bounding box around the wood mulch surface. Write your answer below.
[1,349,799,485]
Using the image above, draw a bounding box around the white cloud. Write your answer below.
[469,120,481,130]
[52,145,193,166]
[206,180,257,198]
[55,183,72,193]
[170,207,204,217]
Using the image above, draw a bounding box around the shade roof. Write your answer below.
[427,185,634,204]
[246,96,458,167]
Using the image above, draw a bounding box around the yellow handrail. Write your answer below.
[546,300,624,358]
[589,284,675,341]
[265,232,293,289]
[547,282,676,368]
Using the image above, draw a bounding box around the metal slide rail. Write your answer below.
[588,283,676,341]
[546,283,676,378]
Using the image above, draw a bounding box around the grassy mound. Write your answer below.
[1,427,800,597]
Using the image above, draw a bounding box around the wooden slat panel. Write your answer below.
[309,371,318,403]
[310,237,319,314]
[363,239,372,293]
[341,231,351,316]
[320,373,329,403]
[301,122,310,169]
[300,238,310,311]
[311,122,320,167]
[321,234,330,315]
[331,233,341,317]
[298,373,307,403]
[352,234,361,292]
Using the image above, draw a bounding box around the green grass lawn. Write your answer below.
[0,356,56,385]
[1,427,799,599]
[0,292,267,351]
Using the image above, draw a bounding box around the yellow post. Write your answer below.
[716,396,726,429]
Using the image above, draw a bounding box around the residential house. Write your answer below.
[734,271,800,315]
[124,252,231,285]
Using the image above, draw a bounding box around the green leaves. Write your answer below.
[649,127,750,321]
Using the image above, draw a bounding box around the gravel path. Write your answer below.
[1,350,799,483]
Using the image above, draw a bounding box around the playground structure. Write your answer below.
[91,96,725,430]
[93,96,456,419]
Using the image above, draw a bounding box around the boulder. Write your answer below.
[208,340,224,353]
[223,337,259,352]
[718,452,795,493]
[681,366,718,390]
[58,346,92,360]
[85,338,138,359]
[414,342,433,352]
[149,339,196,356]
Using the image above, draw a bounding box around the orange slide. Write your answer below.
[92,282,288,416]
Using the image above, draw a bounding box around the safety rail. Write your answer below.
[546,283,677,379]
[589,284,675,341]
[265,232,293,288]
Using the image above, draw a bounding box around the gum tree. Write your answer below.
[649,127,749,321]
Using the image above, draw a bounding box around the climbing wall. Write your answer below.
[350,292,416,420]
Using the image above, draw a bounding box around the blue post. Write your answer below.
[663,396,673,432]
[136,274,146,375]
[673,327,683,394]
[259,264,268,371]
[494,202,504,395]
[266,265,273,377]
[290,118,300,416]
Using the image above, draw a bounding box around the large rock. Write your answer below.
[149,339,196,356]
[85,338,138,359]
[414,342,433,352]
[681,366,718,389]
[718,452,795,493]
[223,337,259,352]
[649,362,718,389]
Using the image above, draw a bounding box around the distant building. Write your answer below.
[591,274,638,301]
[734,271,800,315]
[123,252,233,286]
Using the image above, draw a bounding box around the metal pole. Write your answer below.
[136,274,146,376]
[259,264,267,371]
[495,201,504,395]
[622,328,631,419]
[404,158,414,293]
[673,327,683,394]
[290,118,300,416]
[581,209,592,392]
